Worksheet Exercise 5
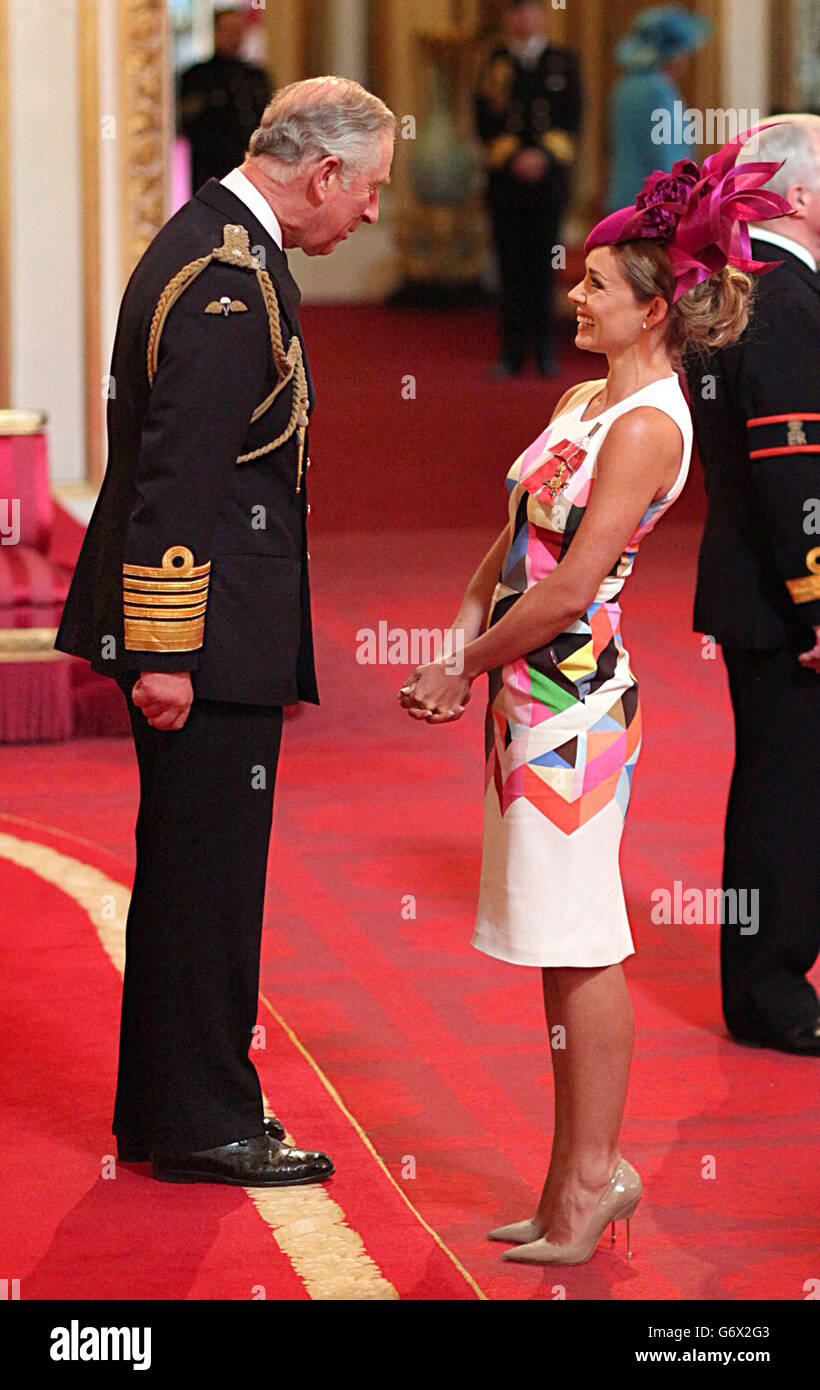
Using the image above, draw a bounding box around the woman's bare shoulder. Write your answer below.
[597,407,683,495]
[549,378,605,423]
[603,404,683,449]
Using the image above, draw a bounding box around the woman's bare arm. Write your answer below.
[445,385,593,646]
[460,407,682,681]
[446,525,511,646]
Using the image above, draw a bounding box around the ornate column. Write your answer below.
[117,0,173,278]
[73,0,171,484]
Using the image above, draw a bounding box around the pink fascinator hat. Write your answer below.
[585,125,794,301]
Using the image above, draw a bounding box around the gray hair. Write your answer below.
[248,76,396,187]
[739,114,820,197]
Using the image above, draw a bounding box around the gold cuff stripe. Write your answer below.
[123,548,209,650]
[123,613,206,629]
[123,575,210,594]
[124,602,207,620]
[123,588,208,609]
[124,618,205,652]
[786,574,820,603]
[123,559,211,580]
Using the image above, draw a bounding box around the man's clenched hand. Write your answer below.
[132,672,194,730]
[798,625,820,675]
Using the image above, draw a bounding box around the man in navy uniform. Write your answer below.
[474,0,582,377]
[57,77,396,1182]
[179,6,273,194]
[686,116,820,1056]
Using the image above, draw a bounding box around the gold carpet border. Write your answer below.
[247,1187,397,1301]
[0,829,397,1301]
[0,830,129,973]
[0,817,489,1295]
[260,992,488,1301]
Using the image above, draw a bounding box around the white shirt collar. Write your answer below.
[750,226,817,274]
[220,167,283,250]
[510,35,548,69]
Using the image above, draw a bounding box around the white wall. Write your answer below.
[9,0,86,483]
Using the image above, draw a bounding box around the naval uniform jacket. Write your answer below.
[686,238,820,650]
[179,55,272,192]
[474,39,582,191]
[56,179,319,707]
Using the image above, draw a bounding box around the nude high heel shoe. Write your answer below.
[502,1159,642,1266]
[488,1218,545,1244]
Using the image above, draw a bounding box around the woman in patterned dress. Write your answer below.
[400,141,789,1265]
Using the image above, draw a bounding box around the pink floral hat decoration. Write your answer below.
[585,126,794,300]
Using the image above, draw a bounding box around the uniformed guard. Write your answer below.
[685,116,820,1056]
[474,0,582,377]
[57,77,396,1183]
[179,6,273,194]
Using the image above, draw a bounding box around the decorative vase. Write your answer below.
[409,59,476,207]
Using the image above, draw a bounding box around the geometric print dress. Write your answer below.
[472,374,692,967]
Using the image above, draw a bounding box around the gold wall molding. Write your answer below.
[117,0,172,279]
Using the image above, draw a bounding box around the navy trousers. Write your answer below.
[113,683,283,1151]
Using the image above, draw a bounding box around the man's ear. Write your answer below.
[788,182,808,216]
[312,155,342,200]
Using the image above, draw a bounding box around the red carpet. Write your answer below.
[1,307,817,1300]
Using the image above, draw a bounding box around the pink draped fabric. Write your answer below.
[0,429,74,742]
[0,433,53,551]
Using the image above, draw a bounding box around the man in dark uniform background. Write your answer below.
[474,0,582,377]
[179,6,273,194]
[56,77,396,1183]
[686,115,820,1056]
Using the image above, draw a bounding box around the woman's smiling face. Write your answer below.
[568,245,660,356]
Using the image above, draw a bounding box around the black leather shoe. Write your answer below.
[152,1134,335,1186]
[117,1114,287,1163]
[731,1017,820,1056]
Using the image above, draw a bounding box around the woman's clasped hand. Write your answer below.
[398,661,473,724]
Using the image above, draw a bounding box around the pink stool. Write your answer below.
[0,412,74,742]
